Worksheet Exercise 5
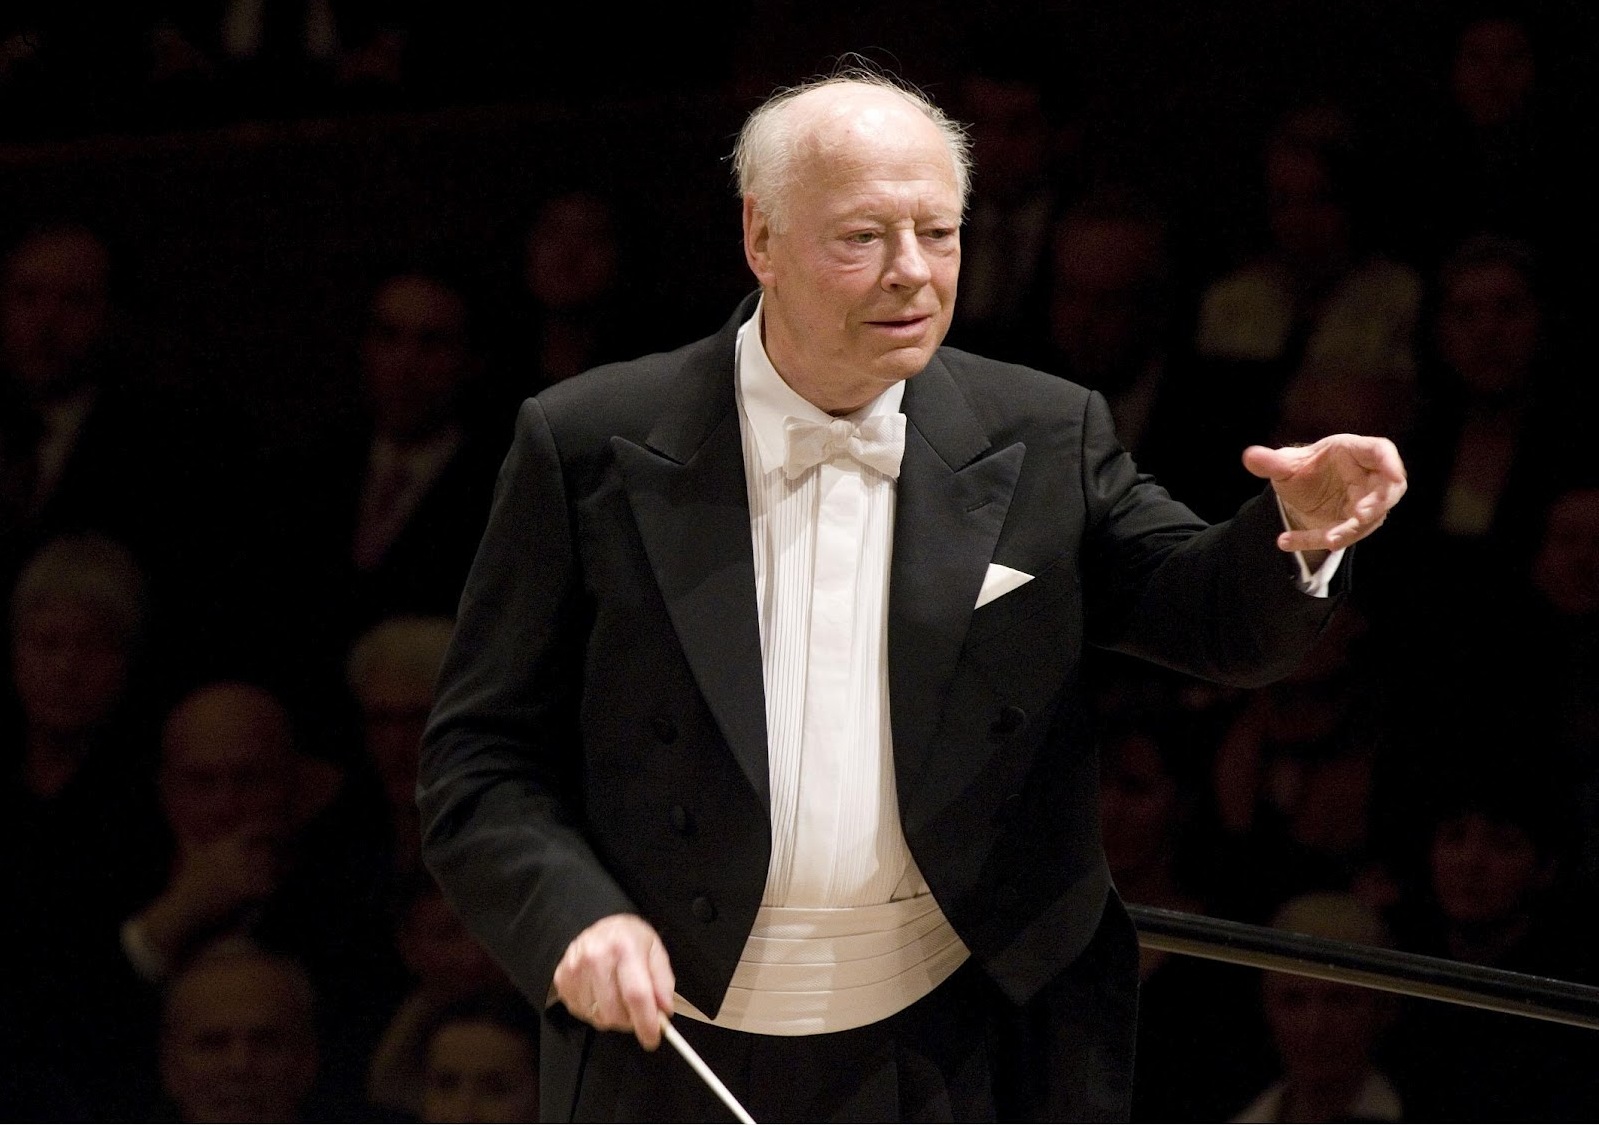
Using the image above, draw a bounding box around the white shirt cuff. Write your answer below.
[1275,496,1346,598]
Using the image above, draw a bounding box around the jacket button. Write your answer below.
[669,805,694,836]
[691,895,717,923]
[996,792,1024,826]
[652,716,678,743]
[995,884,1021,910]
[990,705,1027,739]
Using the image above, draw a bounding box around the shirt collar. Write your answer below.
[735,296,906,477]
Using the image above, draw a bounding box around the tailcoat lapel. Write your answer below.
[612,305,771,806]
[890,354,1025,818]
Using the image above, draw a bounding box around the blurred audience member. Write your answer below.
[1405,236,1581,566]
[4,533,153,844]
[1401,12,1581,269]
[270,264,500,687]
[1194,106,1420,387]
[347,613,454,876]
[949,50,1085,354]
[118,682,392,1075]
[1027,189,1173,455]
[145,2,409,122]
[1099,702,1274,1121]
[368,875,515,1117]
[514,189,651,392]
[1177,106,1421,518]
[419,992,541,1124]
[3,533,164,1117]
[1210,607,1399,919]
[0,220,249,668]
[1388,774,1598,1118]
[1232,893,1401,1122]
[159,939,320,1122]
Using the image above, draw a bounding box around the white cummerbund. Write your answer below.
[673,892,971,1036]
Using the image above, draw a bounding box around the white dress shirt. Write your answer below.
[675,302,1342,1035]
[674,302,969,1035]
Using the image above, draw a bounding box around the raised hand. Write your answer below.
[1243,434,1407,553]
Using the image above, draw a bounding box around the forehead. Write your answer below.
[371,275,467,327]
[169,962,303,1029]
[164,694,291,772]
[4,231,110,289]
[788,88,959,203]
[430,1022,535,1069]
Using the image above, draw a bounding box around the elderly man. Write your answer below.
[420,72,1404,1121]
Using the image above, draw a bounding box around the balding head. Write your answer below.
[159,682,295,848]
[2,223,112,396]
[161,941,318,1122]
[734,73,971,234]
[738,77,968,414]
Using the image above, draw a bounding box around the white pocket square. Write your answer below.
[975,564,1034,609]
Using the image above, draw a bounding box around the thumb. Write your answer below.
[1241,444,1304,481]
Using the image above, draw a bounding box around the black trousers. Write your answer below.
[554,896,1139,1123]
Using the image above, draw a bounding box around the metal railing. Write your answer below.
[1129,904,1599,1031]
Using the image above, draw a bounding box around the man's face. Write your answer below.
[1,228,111,396]
[1533,489,1599,616]
[1049,217,1163,385]
[162,959,318,1123]
[11,598,130,737]
[1437,261,1540,395]
[744,87,962,414]
[360,275,473,442]
[1430,811,1550,925]
[423,1021,540,1123]
[159,688,293,850]
[1263,974,1387,1087]
[1453,18,1536,129]
[526,192,620,310]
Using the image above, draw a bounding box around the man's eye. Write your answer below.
[846,232,879,244]
[923,228,956,241]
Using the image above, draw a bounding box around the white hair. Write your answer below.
[733,69,972,232]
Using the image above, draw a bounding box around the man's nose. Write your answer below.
[882,231,932,289]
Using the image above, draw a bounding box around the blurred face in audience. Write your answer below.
[361,274,473,443]
[423,1019,539,1123]
[1048,216,1163,387]
[1437,260,1540,396]
[400,889,506,999]
[1430,810,1551,925]
[161,956,318,1122]
[1265,146,1348,270]
[1099,733,1179,884]
[1532,489,1599,617]
[1,227,111,397]
[1263,974,1387,1090]
[1453,17,1536,129]
[960,75,1049,203]
[358,666,434,814]
[11,596,130,739]
[525,192,621,311]
[159,685,294,851]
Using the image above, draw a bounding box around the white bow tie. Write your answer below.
[782,414,906,480]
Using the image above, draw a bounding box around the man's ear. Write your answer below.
[743,196,775,285]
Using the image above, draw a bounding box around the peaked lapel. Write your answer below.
[890,354,1024,814]
[612,301,771,806]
